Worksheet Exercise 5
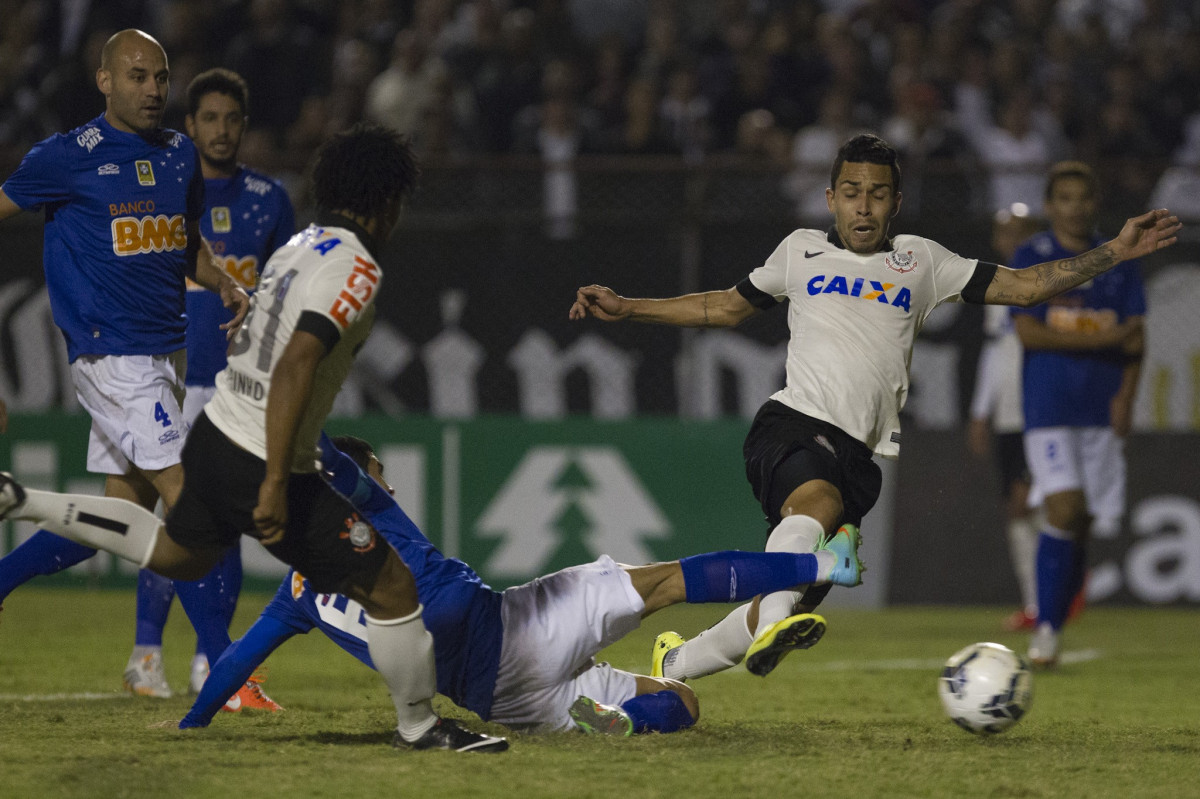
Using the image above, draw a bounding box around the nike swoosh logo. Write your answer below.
[805,251,824,258]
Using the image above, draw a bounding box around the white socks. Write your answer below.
[1007,516,1038,616]
[365,605,438,742]
[757,515,825,636]
[13,488,161,567]
[662,602,754,681]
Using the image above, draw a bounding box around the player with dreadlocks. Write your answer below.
[0,122,508,753]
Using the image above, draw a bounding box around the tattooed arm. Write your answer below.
[984,209,1181,307]
[569,285,758,328]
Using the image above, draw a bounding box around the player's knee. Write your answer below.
[144,463,185,511]
[147,532,221,581]
[637,675,699,724]
[1044,493,1089,534]
[779,481,843,530]
[628,561,686,614]
[661,679,699,723]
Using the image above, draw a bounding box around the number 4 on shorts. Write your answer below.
[154,401,172,428]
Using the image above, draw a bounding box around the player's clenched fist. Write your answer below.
[569,285,629,322]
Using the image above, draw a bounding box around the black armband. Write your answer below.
[735,277,779,309]
[296,311,340,356]
[962,261,999,304]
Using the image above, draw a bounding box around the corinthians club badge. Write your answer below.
[348,520,373,548]
[885,249,917,273]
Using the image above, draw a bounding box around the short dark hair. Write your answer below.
[830,134,902,194]
[331,435,375,472]
[186,68,249,117]
[1044,160,1098,200]
[310,122,420,219]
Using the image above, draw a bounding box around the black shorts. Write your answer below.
[743,400,883,530]
[166,412,388,593]
[994,432,1030,494]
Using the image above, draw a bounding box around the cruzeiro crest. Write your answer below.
[885,249,917,273]
[135,160,156,186]
[211,206,232,233]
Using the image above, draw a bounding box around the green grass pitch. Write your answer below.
[1,588,1197,798]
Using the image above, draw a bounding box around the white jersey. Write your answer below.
[746,228,980,458]
[206,223,381,472]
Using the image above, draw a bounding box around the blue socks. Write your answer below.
[1036,530,1077,630]
[174,567,236,666]
[0,530,96,601]
[135,570,174,646]
[213,548,244,636]
[135,548,243,655]
[679,550,817,603]
[621,690,695,734]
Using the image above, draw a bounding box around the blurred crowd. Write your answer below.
[2,0,1200,219]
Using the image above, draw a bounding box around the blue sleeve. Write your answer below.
[317,432,393,514]
[179,613,300,728]
[2,135,69,210]
[318,432,365,499]
[317,436,436,550]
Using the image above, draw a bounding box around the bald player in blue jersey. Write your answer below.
[132,68,296,697]
[179,433,864,735]
[0,31,249,694]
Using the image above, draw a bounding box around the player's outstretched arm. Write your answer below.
[180,614,299,729]
[569,285,759,328]
[317,432,392,514]
[984,209,1181,307]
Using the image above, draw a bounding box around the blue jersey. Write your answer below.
[263,444,505,720]
[1010,231,1146,429]
[2,114,203,361]
[186,168,294,386]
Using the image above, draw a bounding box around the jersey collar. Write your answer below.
[825,226,894,254]
[316,211,380,260]
[205,165,245,186]
[95,113,173,147]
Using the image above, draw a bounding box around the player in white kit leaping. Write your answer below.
[569,134,1181,681]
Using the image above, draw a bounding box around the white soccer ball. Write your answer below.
[938,642,1032,735]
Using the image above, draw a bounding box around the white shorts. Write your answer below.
[183,383,216,426]
[71,351,189,475]
[1024,426,1125,526]
[490,555,644,732]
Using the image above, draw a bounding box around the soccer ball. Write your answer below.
[938,642,1032,735]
